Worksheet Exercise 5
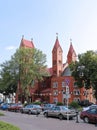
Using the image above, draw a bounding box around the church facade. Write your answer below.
[16,35,95,104]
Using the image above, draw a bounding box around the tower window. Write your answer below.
[53,60,56,65]
[59,60,62,64]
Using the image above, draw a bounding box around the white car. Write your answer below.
[82,104,97,111]
[20,104,42,114]
[43,106,76,120]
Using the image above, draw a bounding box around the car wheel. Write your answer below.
[28,110,32,114]
[58,114,63,120]
[44,112,48,118]
[84,117,89,123]
[20,110,23,113]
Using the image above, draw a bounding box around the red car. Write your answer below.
[8,103,23,112]
[80,107,97,124]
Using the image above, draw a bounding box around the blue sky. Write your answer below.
[0,0,97,67]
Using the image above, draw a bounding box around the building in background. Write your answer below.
[16,35,95,104]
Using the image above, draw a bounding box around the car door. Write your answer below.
[48,106,60,117]
[48,107,56,116]
[53,106,60,117]
[24,105,30,113]
[88,108,97,123]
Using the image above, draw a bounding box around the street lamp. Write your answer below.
[65,85,70,121]
[76,109,79,123]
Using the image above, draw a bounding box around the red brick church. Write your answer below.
[16,35,95,104]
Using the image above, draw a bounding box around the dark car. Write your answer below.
[0,103,10,110]
[43,105,76,120]
[78,100,93,107]
[80,107,97,124]
[8,103,23,112]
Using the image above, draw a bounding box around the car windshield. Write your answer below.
[61,106,69,111]
[11,104,17,106]
[45,104,55,107]
[25,105,31,108]
[34,105,41,108]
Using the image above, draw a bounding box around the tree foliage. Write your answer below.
[0,47,49,96]
[0,60,18,94]
[69,50,97,99]
[15,47,49,90]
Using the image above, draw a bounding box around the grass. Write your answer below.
[0,112,4,116]
[0,112,20,130]
[0,121,20,130]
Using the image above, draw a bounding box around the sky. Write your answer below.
[0,0,97,67]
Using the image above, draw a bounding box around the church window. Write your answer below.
[73,81,78,88]
[53,82,58,88]
[53,60,56,65]
[59,60,62,64]
[62,81,66,87]
[73,89,80,95]
[53,90,58,96]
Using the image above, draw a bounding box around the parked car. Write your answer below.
[43,105,76,120]
[8,103,23,112]
[82,104,97,111]
[0,103,10,110]
[80,107,97,123]
[20,104,42,114]
[78,100,93,107]
[42,103,56,111]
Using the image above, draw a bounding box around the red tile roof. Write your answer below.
[52,37,62,52]
[20,38,34,48]
[67,43,76,56]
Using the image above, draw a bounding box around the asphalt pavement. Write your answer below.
[0,110,97,130]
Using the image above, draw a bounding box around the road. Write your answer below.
[0,110,97,130]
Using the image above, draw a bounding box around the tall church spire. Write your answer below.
[52,34,63,77]
[67,39,77,64]
[52,33,62,51]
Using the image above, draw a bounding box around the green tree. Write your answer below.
[15,47,49,86]
[0,47,49,100]
[69,50,97,100]
[0,60,18,94]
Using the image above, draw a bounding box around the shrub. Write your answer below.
[56,102,63,106]
[69,101,80,109]
[33,101,41,105]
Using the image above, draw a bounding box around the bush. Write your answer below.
[33,101,41,105]
[69,101,80,109]
[56,102,63,106]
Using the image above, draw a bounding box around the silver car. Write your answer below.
[20,104,42,114]
[43,106,76,120]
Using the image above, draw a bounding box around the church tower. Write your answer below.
[67,39,77,64]
[52,34,63,77]
[20,35,35,48]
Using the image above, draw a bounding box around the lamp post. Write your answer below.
[76,109,79,123]
[65,85,70,121]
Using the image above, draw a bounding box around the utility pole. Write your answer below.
[65,85,70,121]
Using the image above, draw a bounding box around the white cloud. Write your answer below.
[5,46,17,51]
